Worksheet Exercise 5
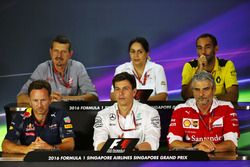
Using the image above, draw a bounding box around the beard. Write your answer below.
[196,97,210,106]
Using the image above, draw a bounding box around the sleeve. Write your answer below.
[182,63,194,86]
[143,108,161,150]
[93,112,109,151]
[17,64,47,96]
[77,63,98,97]
[4,113,23,143]
[155,65,168,94]
[223,107,240,147]
[59,110,75,139]
[225,61,238,89]
[167,108,185,144]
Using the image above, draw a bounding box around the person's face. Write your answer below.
[196,37,218,64]
[129,42,148,66]
[50,42,72,72]
[192,80,215,107]
[114,80,137,107]
[29,88,51,117]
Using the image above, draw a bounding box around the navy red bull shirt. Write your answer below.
[167,98,240,147]
[5,107,75,146]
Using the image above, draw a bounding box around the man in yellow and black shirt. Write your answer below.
[181,33,238,103]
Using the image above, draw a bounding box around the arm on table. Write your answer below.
[214,140,236,152]
[136,142,152,151]
[96,142,106,151]
[169,140,236,153]
[2,139,38,154]
[55,137,75,151]
[169,140,215,153]
[169,140,192,150]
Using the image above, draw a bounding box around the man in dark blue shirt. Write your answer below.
[2,80,75,154]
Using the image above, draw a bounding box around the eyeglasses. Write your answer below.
[116,110,137,131]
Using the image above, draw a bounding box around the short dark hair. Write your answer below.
[196,33,218,47]
[112,72,136,90]
[50,35,72,51]
[128,37,150,53]
[28,80,52,96]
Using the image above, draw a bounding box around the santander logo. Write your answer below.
[190,135,223,142]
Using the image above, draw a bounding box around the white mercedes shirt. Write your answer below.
[93,100,161,150]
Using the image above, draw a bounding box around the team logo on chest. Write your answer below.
[109,113,116,121]
[212,117,223,128]
[49,124,58,130]
[182,118,199,129]
[26,123,35,131]
[216,76,221,84]
[64,116,71,123]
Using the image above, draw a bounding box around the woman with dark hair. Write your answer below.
[110,37,168,101]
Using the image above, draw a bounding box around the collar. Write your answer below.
[128,60,153,74]
[114,99,139,117]
[33,112,48,127]
[32,108,54,127]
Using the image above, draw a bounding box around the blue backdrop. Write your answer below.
[0,1,250,165]
[0,0,249,105]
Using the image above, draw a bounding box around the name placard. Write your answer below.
[24,151,209,162]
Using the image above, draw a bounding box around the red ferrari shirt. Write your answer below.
[167,99,240,146]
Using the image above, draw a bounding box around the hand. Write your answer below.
[194,139,216,153]
[135,142,152,151]
[24,137,45,153]
[25,137,54,153]
[24,142,40,154]
[33,137,54,150]
[51,91,63,102]
[197,55,208,72]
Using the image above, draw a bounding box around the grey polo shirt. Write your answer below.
[18,59,98,97]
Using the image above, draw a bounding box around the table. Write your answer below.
[1,150,250,161]
[4,101,250,150]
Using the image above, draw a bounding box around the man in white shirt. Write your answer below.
[93,72,161,151]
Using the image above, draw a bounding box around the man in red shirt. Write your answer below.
[167,71,239,153]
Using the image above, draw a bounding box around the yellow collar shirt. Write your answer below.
[182,57,238,97]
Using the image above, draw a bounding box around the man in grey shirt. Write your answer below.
[17,35,98,104]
